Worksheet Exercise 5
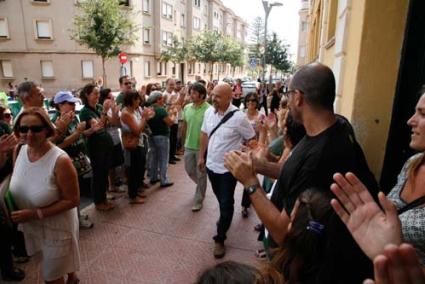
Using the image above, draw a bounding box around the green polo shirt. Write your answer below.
[78,104,113,154]
[147,105,170,136]
[182,102,210,150]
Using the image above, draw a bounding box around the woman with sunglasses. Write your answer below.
[9,107,80,284]
[0,107,13,127]
[241,93,265,218]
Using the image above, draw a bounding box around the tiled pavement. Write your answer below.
[10,161,263,284]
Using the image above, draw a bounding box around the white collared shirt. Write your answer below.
[201,104,256,173]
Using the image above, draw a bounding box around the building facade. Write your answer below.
[0,0,247,95]
[302,0,418,188]
[296,0,309,66]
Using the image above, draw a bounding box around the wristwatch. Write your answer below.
[244,183,258,196]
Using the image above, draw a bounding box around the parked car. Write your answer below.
[241,81,258,98]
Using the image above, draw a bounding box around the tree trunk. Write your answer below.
[102,56,107,87]
[209,62,214,81]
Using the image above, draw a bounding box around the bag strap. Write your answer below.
[398,195,425,215]
[208,110,238,139]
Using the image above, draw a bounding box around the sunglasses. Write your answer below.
[18,125,45,133]
[3,113,11,118]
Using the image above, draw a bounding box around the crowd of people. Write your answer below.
[0,63,424,284]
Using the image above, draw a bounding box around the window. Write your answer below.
[1,61,13,78]
[194,0,200,8]
[143,0,150,13]
[41,60,54,78]
[181,13,185,27]
[162,2,173,20]
[162,31,172,46]
[144,61,151,77]
[301,21,308,32]
[32,0,50,3]
[326,0,337,41]
[0,18,9,39]
[193,17,201,30]
[119,0,129,6]
[35,19,52,39]
[172,63,176,75]
[81,60,93,79]
[143,28,150,44]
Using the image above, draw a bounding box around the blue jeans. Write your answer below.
[207,168,237,243]
[149,135,170,185]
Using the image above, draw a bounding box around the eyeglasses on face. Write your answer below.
[3,113,12,118]
[18,125,45,133]
[124,82,132,86]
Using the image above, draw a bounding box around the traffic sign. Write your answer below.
[249,58,257,68]
[119,52,128,64]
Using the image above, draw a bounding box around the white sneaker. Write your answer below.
[79,218,94,229]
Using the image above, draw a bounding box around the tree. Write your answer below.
[266,33,292,74]
[248,17,265,61]
[71,0,137,86]
[189,30,222,80]
[220,37,244,79]
[160,36,188,76]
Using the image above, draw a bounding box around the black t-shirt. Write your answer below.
[271,115,379,215]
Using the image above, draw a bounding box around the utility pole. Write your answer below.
[262,1,283,83]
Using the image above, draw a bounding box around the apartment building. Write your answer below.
[296,0,309,66]
[0,0,247,95]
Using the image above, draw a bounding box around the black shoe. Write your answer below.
[168,160,176,165]
[2,268,25,281]
[160,182,174,188]
[172,156,181,161]
[150,179,160,185]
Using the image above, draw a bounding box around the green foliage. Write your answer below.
[71,0,137,60]
[221,37,244,67]
[160,36,188,63]
[266,33,292,72]
[248,17,264,61]
[189,30,222,64]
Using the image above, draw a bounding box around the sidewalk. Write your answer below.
[13,161,263,284]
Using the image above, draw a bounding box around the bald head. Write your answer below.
[212,83,233,112]
[290,63,335,111]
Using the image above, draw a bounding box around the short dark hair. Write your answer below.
[119,75,130,85]
[244,92,259,105]
[190,82,207,99]
[80,83,97,105]
[196,261,258,284]
[17,81,37,100]
[197,79,206,86]
[123,91,140,107]
[99,88,112,105]
[290,63,336,111]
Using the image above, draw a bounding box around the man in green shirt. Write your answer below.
[182,82,210,211]
[115,75,133,107]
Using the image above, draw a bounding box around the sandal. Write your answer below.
[129,196,145,204]
[95,202,115,211]
[137,192,147,198]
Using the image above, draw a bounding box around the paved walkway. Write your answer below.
[13,161,263,284]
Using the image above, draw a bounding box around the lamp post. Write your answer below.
[262,1,283,83]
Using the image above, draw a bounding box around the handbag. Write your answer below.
[122,132,139,150]
[72,152,92,176]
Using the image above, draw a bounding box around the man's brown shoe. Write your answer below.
[213,242,226,259]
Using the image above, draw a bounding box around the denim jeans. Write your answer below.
[207,168,237,244]
[184,148,207,205]
[149,135,170,185]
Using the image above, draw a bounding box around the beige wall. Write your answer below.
[307,0,409,177]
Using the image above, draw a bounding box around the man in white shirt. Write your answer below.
[198,83,256,258]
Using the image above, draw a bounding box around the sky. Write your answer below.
[221,0,301,61]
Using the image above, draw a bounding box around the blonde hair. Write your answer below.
[407,153,425,190]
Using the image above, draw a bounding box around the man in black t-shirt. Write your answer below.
[224,63,378,273]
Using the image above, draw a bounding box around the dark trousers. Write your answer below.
[241,189,251,208]
[258,100,268,116]
[207,168,237,243]
[127,146,146,199]
[169,124,178,160]
[90,151,111,204]
[0,222,14,275]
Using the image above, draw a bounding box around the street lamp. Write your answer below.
[262,1,283,83]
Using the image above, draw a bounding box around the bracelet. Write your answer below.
[36,208,44,220]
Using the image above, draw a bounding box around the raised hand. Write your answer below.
[0,134,17,153]
[363,244,425,284]
[330,172,402,260]
[224,151,258,187]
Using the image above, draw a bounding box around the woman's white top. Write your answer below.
[9,145,80,276]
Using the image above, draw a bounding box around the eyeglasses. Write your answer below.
[3,113,12,118]
[18,125,45,133]
[124,82,132,86]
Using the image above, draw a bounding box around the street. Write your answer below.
[14,161,262,284]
